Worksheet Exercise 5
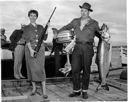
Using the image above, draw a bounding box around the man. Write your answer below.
[9,25,25,79]
[57,2,101,99]
[0,28,7,46]
[50,28,63,77]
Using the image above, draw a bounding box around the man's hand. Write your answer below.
[52,28,58,39]
[49,53,52,56]
[52,28,58,33]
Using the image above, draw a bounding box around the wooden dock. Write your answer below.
[2,71,127,102]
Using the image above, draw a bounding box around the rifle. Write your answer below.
[34,7,56,57]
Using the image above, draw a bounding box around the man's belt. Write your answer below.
[76,41,93,45]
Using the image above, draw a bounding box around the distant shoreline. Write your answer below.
[112,45,127,48]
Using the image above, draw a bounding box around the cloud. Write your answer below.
[0,0,126,45]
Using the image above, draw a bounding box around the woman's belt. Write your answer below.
[17,43,25,46]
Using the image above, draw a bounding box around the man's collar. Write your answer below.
[80,16,92,21]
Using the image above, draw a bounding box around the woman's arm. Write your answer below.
[27,42,35,57]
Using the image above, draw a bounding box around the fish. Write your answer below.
[95,24,112,91]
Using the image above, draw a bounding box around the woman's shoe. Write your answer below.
[43,95,48,99]
[30,89,37,96]
[30,91,36,96]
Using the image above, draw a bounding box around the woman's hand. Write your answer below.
[30,49,36,57]
[27,42,36,57]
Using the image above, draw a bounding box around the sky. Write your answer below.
[0,0,127,46]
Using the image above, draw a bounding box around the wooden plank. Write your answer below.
[106,78,127,92]
[2,86,31,94]
[66,81,127,101]
[56,82,101,101]
[2,96,28,101]
[12,84,24,95]
[2,88,21,97]
[92,80,127,96]
[90,81,127,101]
[2,78,127,101]
[46,84,65,101]
[2,79,30,88]
[47,84,72,101]
[47,83,91,101]
[27,95,46,102]
[66,82,107,101]
[89,82,118,101]
[52,83,85,101]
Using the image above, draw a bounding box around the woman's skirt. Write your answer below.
[25,43,46,82]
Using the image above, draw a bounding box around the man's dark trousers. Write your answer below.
[71,42,94,91]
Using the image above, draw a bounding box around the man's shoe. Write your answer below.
[14,75,20,79]
[82,92,88,99]
[69,92,81,97]
[19,75,25,79]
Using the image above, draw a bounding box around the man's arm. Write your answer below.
[95,22,101,39]
[10,30,17,43]
[58,19,75,33]
[50,39,56,55]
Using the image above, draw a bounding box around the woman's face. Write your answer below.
[29,13,37,23]
[81,8,89,18]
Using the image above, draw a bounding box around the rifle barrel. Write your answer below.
[48,7,56,23]
[34,7,57,57]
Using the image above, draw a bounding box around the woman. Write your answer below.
[20,10,48,99]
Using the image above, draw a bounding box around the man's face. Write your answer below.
[29,13,37,23]
[81,8,89,18]
[1,30,5,35]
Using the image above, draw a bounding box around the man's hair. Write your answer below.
[1,28,5,34]
[28,9,38,18]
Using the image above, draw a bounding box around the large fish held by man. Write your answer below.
[95,24,112,91]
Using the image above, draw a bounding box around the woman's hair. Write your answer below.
[28,9,38,17]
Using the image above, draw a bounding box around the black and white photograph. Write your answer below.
[0,0,127,101]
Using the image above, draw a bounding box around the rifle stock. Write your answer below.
[34,7,56,57]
